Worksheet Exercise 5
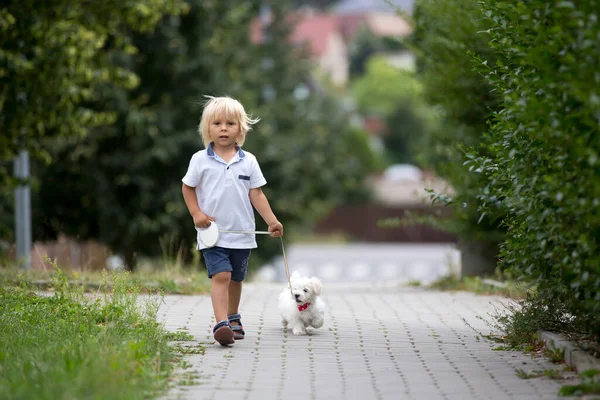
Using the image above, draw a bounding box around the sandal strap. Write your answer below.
[213,320,231,333]
[228,314,244,335]
[228,313,242,323]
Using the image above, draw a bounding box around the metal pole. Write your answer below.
[14,149,31,269]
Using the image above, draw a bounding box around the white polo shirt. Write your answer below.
[182,145,267,250]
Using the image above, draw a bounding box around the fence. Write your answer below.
[313,204,457,243]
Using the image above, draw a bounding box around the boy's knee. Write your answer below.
[212,271,231,285]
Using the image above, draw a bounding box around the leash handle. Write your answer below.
[219,229,271,235]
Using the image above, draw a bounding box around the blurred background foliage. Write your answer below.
[351,55,433,165]
[0,0,379,269]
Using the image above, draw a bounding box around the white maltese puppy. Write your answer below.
[278,271,325,335]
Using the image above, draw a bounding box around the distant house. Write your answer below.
[290,14,349,86]
[251,10,413,87]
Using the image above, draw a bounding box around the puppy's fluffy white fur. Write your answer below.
[278,271,325,335]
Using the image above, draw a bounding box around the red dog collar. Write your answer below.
[297,302,311,312]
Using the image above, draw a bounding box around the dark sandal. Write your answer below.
[228,313,245,340]
[213,320,234,346]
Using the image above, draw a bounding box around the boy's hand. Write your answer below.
[193,211,214,229]
[268,221,283,237]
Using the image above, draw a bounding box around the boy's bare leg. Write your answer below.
[228,281,242,317]
[211,272,231,323]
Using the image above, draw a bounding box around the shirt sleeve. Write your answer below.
[182,154,200,187]
[250,157,267,189]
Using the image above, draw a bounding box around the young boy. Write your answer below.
[181,96,283,346]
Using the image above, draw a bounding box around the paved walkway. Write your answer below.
[159,283,575,400]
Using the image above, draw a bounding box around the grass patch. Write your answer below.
[165,331,194,341]
[0,263,211,295]
[516,368,563,380]
[0,263,183,399]
[559,369,600,397]
[429,275,529,298]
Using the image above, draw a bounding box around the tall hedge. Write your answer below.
[413,0,600,333]
[471,0,600,332]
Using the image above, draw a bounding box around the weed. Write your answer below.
[177,371,200,386]
[544,369,562,380]
[171,344,206,355]
[559,369,600,396]
[165,331,195,341]
[516,369,563,380]
[516,369,532,379]
[180,360,192,369]
[544,345,565,364]
[486,295,577,350]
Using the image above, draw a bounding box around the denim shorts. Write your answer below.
[201,247,251,282]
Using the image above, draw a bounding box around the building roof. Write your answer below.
[250,11,412,59]
[289,14,340,57]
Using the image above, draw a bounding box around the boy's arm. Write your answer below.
[249,187,283,237]
[182,183,214,228]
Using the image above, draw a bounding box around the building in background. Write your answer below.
[251,8,413,87]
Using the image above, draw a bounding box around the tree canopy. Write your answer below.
[0,0,187,182]
[351,56,432,165]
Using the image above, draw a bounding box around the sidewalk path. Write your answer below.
[159,283,574,400]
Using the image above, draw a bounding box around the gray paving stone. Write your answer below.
[159,283,577,400]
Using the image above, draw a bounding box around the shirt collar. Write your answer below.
[207,143,245,159]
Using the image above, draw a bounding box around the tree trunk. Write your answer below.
[124,250,137,272]
[458,239,499,277]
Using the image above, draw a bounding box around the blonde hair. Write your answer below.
[198,96,260,147]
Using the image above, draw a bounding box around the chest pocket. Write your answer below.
[237,174,251,190]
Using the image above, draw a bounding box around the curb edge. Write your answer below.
[538,330,600,373]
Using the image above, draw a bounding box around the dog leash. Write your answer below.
[278,236,294,297]
[219,229,293,295]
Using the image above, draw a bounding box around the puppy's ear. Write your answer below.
[310,277,322,296]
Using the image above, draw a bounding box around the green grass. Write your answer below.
[0,265,183,399]
[0,262,211,295]
[516,368,564,380]
[559,369,600,397]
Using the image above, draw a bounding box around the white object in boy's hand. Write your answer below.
[197,221,271,248]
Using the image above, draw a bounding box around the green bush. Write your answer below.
[410,0,505,258]
[469,0,600,334]
[412,0,600,337]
